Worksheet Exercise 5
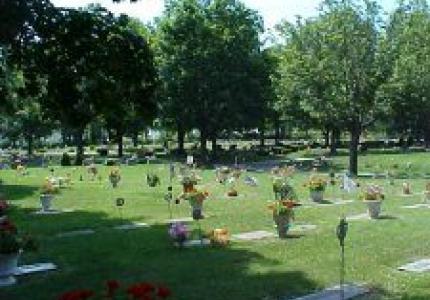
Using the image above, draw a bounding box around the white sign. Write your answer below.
[187,155,194,165]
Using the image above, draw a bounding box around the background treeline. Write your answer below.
[1,0,430,175]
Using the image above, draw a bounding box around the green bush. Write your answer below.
[61,152,71,166]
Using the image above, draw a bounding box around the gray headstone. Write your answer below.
[166,217,194,224]
[56,229,95,238]
[32,209,74,215]
[346,213,370,221]
[15,263,57,276]
[291,284,368,300]
[232,230,276,241]
[114,223,149,230]
[398,259,430,272]
[180,239,211,247]
[290,224,317,232]
[402,204,430,209]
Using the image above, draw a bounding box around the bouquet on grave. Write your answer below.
[0,217,37,255]
[361,184,384,201]
[272,166,297,201]
[146,173,160,187]
[108,168,121,188]
[58,280,171,300]
[209,228,230,246]
[168,222,189,247]
[304,174,327,192]
[179,172,201,193]
[41,178,59,195]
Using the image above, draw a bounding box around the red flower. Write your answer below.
[106,280,120,298]
[58,290,94,300]
[157,286,171,298]
[127,282,155,299]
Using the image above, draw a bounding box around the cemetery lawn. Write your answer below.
[1,152,430,300]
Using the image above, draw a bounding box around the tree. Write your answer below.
[98,16,157,157]
[377,0,430,147]
[276,0,385,175]
[157,0,265,158]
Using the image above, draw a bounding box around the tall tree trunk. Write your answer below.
[349,127,360,176]
[274,118,280,146]
[74,128,84,165]
[177,125,185,155]
[424,131,430,149]
[324,127,330,148]
[132,131,138,147]
[259,127,265,147]
[117,130,124,158]
[200,129,207,157]
[330,128,339,156]
[211,135,217,160]
[27,134,33,156]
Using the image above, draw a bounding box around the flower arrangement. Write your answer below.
[168,222,189,247]
[87,164,98,179]
[0,218,36,254]
[147,174,160,187]
[16,164,27,176]
[304,174,327,192]
[268,200,295,238]
[178,189,209,220]
[58,280,171,300]
[108,168,121,188]
[216,167,231,184]
[209,228,230,246]
[179,173,200,192]
[267,200,295,218]
[402,182,411,195]
[361,184,384,201]
[41,178,59,195]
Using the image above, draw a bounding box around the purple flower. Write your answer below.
[168,222,188,241]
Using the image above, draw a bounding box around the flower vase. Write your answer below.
[40,194,54,212]
[310,190,324,203]
[273,214,290,238]
[191,205,203,220]
[0,252,20,286]
[364,200,382,219]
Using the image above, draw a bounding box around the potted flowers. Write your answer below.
[179,174,200,193]
[361,185,384,219]
[146,173,160,187]
[168,222,189,247]
[305,175,327,203]
[209,228,230,246]
[268,200,295,238]
[108,168,121,188]
[216,167,231,184]
[178,189,208,220]
[425,183,430,202]
[0,218,36,285]
[402,182,412,195]
[40,178,58,212]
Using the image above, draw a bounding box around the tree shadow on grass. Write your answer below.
[0,184,39,201]
[0,207,321,300]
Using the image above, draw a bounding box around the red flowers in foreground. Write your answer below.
[58,281,171,300]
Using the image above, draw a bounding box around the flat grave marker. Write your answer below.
[291,283,369,300]
[398,259,430,273]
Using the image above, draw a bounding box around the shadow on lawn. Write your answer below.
[1,205,321,300]
[0,184,39,201]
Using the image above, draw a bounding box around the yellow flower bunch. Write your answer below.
[305,175,327,192]
[210,229,230,246]
[41,178,58,195]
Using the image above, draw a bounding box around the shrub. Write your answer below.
[61,152,72,166]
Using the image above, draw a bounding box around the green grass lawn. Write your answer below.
[1,151,430,299]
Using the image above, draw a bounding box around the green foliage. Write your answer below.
[61,152,71,166]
